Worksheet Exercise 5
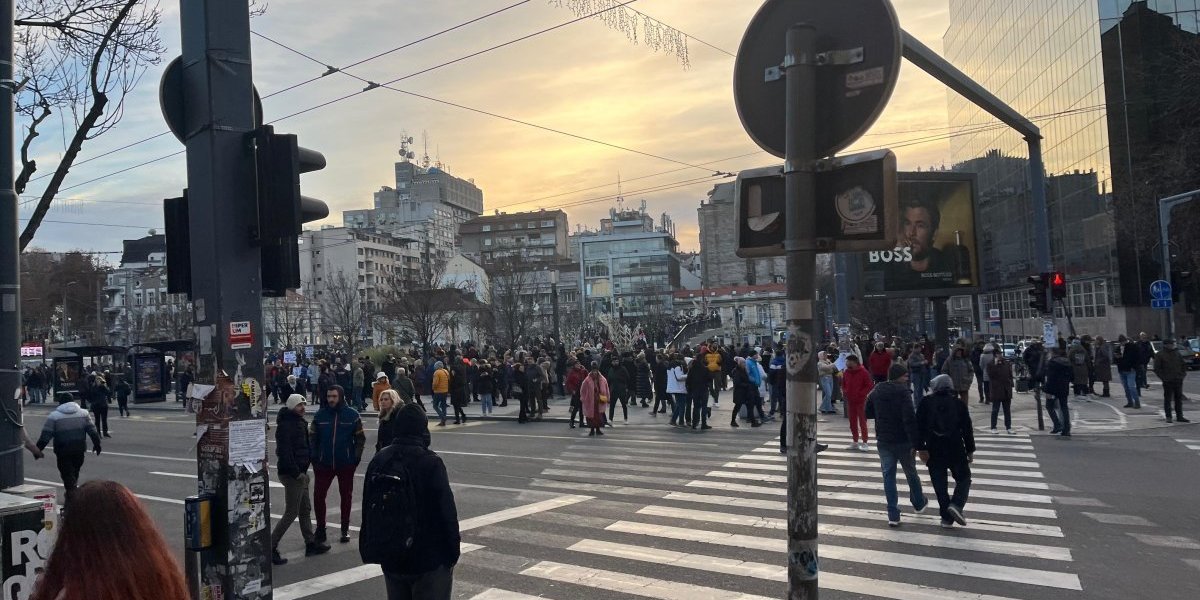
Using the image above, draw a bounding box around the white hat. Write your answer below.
[286,394,306,410]
[376,372,387,380]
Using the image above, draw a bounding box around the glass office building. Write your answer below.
[943,0,1200,337]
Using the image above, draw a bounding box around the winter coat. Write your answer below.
[1044,356,1073,400]
[1093,345,1113,383]
[1153,348,1186,383]
[869,380,918,445]
[310,403,366,468]
[916,390,976,460]
[450,363,470,408]
[606,360,630,395]
[1116,342,1140,372]
[867,350,893,380]
[703,351,722,373]
[366,404,460,575]
[731,366,756,405]
[352,366,365,389]
[432,368,450,394]
[35,402,101,455]
[635,359,653,398]
[1023,346,1045,383]
[942,355,974,392]
[986,358,1014,402]
[906,352,927,372]
[393,376,416,403]
[475,366,495,398]
[579,373,610,425]
[841,365,874,405]
[666,364,688,395]
[375,409,397,451]
[685,360,710,399]
[275,407,311,478]
[1068,346,1090,386]
[372,379,391,407]
[650,354,669,396]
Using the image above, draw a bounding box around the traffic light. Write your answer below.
[252,125,329,297]
[1027,273,1050,314]
[1171,270,1192,302]
[1050,271,1067,301]
[163,192,191,297]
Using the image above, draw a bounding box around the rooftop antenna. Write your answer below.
[421,130,431,169]
[399,132,416,161]
[615,172,625,212]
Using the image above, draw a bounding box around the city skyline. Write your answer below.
[15,0,954,258]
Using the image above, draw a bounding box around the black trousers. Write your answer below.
[927,455,971,523]
[989,398,1012,430]
[1163,381,1185,419]
[117,396,130,416]
[57,450,86,503]
[93,405,110,435]
[383,565,453,600]
[608,389,629,421]
[690,392,709,428]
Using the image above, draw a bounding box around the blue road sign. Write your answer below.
[1150,280,1172,301]
[1151,298,1173,310]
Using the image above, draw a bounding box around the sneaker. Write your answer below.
[1007,429,1016,435]
[846,442,859,450]
[858,442,870,452]
[1050,428,1061,435]
[947,504,967,526]
[941,520,955,529]
[305,541,331,556]
[914,499,928,514]
[271,548,288,566]
[887,519,901,527]
[815,443,828,453]
[1178,417,1191,423]
[340,529,351,544]
[990,428,998,434]
[1167,418,1174,423]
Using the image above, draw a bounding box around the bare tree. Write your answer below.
[489,264,538,348]
[149,294,193,341]
[380,278,460,359]
[264,293,307,350]
[320,270,366,357]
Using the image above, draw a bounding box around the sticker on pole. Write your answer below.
[229,321,253,350]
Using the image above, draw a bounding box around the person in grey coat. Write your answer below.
[36,392,102,502]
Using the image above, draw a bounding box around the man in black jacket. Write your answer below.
[271,394,331,565]
[1115,335,1141,408]
[872,364,929,526]
[364,403,460,599]
[917,374,976,529]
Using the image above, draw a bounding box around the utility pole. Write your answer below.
[782,23,820,599]
[0,0,24,489]
[1158,189,1199,341]
[178,1,272,597]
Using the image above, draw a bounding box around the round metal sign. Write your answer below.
[733,0,902,159]
[160,56,264,144]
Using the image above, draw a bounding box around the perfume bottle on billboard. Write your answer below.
[953,230,972,285]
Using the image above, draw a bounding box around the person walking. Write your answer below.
[635,353,653,408]
[686,354,712,431]
[1022,340,1046,405]
[907,345,928,397]
[361,403,461,600]
[730,357,761,428]
[987,351,1016,434]
[36,392,102,503]
[272,394,331,565]
[393,367,419,410]
[565,360,588,429]
[916,374,976,529]
[817,351,837,414]
[1137,332,1153,390]
[372,372,391,413]
[841,354,873,450]
[476,361,495,417]
[114,374,132,418]
[606,353,631,424]
[91,374,112,438]
[431,361,450,427]
[310,385,366,545]
[870,364,928,526]
[580,362,610,436]
[375,389,403,450]
[1153,339,1189,423]
[1044,347,1074,436]
[702,344,723,407]
[450,358,471,425]
[666,355,689,427]
[1116,335,1142,408]
[30,481,189,600]
[942,346,975,404]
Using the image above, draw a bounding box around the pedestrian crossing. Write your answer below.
[441,426,1086,599]
[1177,438,1200,455]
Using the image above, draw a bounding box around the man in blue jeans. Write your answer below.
[870,364,928,526]
[1115,335,1141,409]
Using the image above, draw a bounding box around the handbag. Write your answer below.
[596,381,609,404]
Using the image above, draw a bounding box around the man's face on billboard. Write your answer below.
[902,206,935,260]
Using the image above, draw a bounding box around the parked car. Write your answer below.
[1184,338,1200,370]
[1001,343,1017,359]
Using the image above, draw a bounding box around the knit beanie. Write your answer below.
[286,394,306,410]
[888,363,908,382]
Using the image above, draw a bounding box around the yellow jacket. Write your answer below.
[432,368,450,394]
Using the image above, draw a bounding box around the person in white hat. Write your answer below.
[272,394,330,564]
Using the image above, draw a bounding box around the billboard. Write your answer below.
[859,172,979,298]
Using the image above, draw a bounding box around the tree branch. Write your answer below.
[15,101,52,194]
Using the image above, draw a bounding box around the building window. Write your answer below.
[483,239,492,247]
[482,225,491,232]
[541,220,555,227]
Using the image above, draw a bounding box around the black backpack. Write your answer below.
[359,448,418,566]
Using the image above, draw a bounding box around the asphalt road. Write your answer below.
[15,390,1200,600]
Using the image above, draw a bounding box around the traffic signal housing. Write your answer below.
[1050,271,1067,301]
[252,125,329,297]
[1027,273,1050,314]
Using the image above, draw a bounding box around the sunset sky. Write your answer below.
[18,0,960,258]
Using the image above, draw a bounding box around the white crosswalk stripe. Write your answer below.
[430,429,1087,599]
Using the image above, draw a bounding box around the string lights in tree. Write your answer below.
[549,0,690,68]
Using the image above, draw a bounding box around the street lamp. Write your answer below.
[61,281,78,342]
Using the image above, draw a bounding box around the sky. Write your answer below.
[17,0,957,259]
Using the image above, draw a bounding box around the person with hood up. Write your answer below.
[431,361,451,426]
[579,362,610,436]
[310,385,366,544]
[730,357,761,428]
[916,374,976,529]
[870,364,928,526]
[36,391,102,502]
[372,372,391,412]
[362,403,460,599]
[941,346,975,404]
[272,394,331,565]
[841,354,874,450]
[1043,346,1074,436]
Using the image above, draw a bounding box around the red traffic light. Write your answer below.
[1050,271,1067,300]
[1051,272,1064,286]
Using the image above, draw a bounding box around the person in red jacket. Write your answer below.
[564,360,589,429]
[868,343,893,383]
[842,354,875,451]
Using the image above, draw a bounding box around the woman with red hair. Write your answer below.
[32,480,188,600]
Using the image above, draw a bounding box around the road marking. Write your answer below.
[702,471,1055,504]
[540,468,688,487]
[766,438,1036,452]
[104,450,195,462]
[520,561,773,600]
[1126,533,1200,549]
[459,495,592,531]
[274,544,484,600]
[736,454,1048,479]
[569,539,1030,600]
[26,478,186,505]
[635,506,1072,560]
[151,471,284,489]
[1080,513,1157,527]
[469,589,548,600]
[605,521,1081,590]
[758,448,1043,468]
[440,431,719,446]
[815,433,1034,444]
[721,461,1052,490]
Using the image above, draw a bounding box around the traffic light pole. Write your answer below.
[0,0,23,490]
[783,23,820,600]
[179,1,272,598]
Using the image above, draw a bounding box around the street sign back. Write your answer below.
[733,0,902,158]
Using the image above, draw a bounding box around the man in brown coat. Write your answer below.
[987,352,1015,434]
